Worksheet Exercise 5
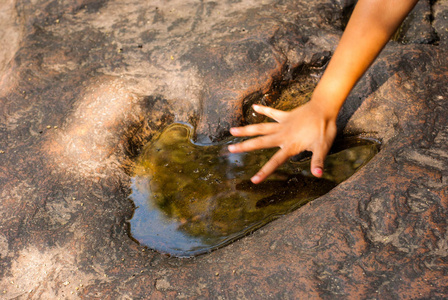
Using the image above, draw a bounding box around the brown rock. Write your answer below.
[0,0,447,298]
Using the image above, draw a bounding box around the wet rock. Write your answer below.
[394,0,437,44]
[434,0,448,47]
[0,0,447,299]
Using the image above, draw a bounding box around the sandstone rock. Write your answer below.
[0,0,447,298]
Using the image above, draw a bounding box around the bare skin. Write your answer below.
[228,0,419,184]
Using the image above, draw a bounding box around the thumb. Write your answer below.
[310,146,327,178]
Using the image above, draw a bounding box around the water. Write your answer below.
[129,123,379,257]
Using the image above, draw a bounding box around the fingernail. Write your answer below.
[251,172,263,183]
[228,145,235,152]
[229,128,238,134]
[252,104,260,110]
[313,168,323,177]
[251,175,260,184]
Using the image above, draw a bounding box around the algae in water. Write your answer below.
[129,123,378,257]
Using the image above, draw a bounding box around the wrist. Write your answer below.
[308,86,345,122]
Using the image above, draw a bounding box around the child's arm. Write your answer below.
[228,0,418,184]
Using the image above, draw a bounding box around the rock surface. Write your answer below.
[0,0,447,298]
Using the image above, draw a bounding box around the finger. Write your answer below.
[229,122,279,137]
[310,145,330,178]
[228,135,279,153]
[251,150,289,184]
[253,104,288,122]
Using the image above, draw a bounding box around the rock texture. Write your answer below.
[0,0,447,298]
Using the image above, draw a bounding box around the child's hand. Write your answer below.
[228,100,337,184]
[227,0,418,184]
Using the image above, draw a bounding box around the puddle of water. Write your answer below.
[129,123,379,257]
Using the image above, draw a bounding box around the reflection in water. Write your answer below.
[129,123,379,257]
